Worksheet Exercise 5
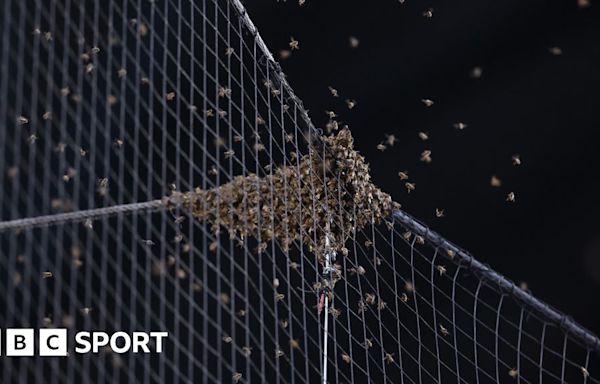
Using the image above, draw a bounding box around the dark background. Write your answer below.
[245,0,600,334]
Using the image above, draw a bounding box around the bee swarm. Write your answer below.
[164,128,399,260]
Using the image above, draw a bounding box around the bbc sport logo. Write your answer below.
[0,329,168,356]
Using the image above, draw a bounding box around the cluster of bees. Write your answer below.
[165,128,399,260]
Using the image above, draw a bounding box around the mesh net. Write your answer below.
[0,0,598,382]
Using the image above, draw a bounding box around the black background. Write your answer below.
[245,0,600,335]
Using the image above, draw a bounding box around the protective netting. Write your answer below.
[0,0,598,383]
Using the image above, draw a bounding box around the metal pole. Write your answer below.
[321,226,335,384]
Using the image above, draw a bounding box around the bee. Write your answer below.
[42,271,53,279]
[398,171,409,180]
[60,87,70,97]
[403,231,412,240]
[237,309,246,317]
[97,177,109,196]
[490,175,502,187]
[548,47,563,56]
[508,368,518,378]
[418,132,429,141]
[439,324,449,336]
[42,111,52,120]
[117,68,127,78]
[385,134,397,146]
[289,37,299,50]
[436,265,447,276]
[107,95,118,105]
[512,154,521,166]
[422,8,434,18]
[384,353,395,365]
[172,264,188,277]
[141,77,150,85]
[217,109,227,119]
[275,348,284,358]
[225,47,234,56]
[453,122,468,130]
[204,109,214,117]
[166,91,176,101]
[84,219,93,229]
[377,300,387,310]
[328,86,339,97]
[349,36,360,48]
[43,31,53,41]
[80,307,93,316]
[580,366,589,378]
[16,115,29,125]
[141,239,155,246]
[279,49,291,59]
[220,293,230,304]
[28,133,38,144]
[222,335,232,343]
[405,182,416,193]
[364,338,373,349]
[330,307,341,318]
[506,192,515,202]
[79,148,87,157]
[420,150,432,163]
[209,241,218,252]
[415,235,425,244]
[341,353,351,364]
[90,46,100,55]
[469,66,483,79]
[376,143,386,152]
[224,149,235,159]
[298,0,306,5]
[404,281,415,292]
[365,293,376,305]
[325,110,337,119]
[218,86,231,98]
[275,293,285,302]
[435,208,444,217]
[242,346,252,357]
[400,293,409,303]
[85,63,94,74]
[280,319,288,329]
[256,116,265,125]
[348,265,366,275]
[446,249,456,258]
[421,98,434,107]
[289,339,300,349]
[232,373,242,383]
[345,99,356,109]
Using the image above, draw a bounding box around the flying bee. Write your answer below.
[376,143,386,152]
[453,122,468,130]
[166,91,176,101]
[275,348,284,358]
[289,339,300,349]
[232,373,242,383]
[349,36,360,48]
[512,154,521,166]
[421,98,434,107]
[341,353,351,364]
[224,149,235,159]
[385,134,397,146]
[400,293,409,303]
[405,182,416,193]
[16,115,29,125]
[418,132,429,141]
[420,150,432,163]
[42,271,53,279]
[508,368,518,378]
[581,367,589,378]
[225,47,234,56]
[328,86,339,97]
[289,37,299,50]
[506,192,515,202]
[422,8,434,18]
[490,175,502,187]
[117,68,127,78]
[345,99,356,109]
[398,171,409,180]
[435,208,444,217]
[364,338,373,349]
